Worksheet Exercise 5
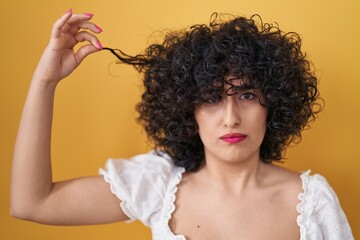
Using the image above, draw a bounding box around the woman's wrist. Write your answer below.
[30,75,60,92]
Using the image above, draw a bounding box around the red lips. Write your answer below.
[220,133,247,144]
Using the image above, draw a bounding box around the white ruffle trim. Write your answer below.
[296,169,311,240]
[162,167,186,240]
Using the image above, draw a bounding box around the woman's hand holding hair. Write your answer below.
[33,9,103,85]
[10,11,128,225]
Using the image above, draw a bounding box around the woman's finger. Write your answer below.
[69,22,103,35]
[61,12,93,33]
[74,31,102,49]
[67,13,94,25]
[51,10,73,38]
[75,44,101,64]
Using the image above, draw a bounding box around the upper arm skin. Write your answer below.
[13,176,129,225]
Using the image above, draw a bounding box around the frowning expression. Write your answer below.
[195,80,267,165]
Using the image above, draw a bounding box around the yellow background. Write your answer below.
[1,0,359,239]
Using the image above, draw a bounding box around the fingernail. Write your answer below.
[65,8,72,14]
[84,13,94,17]
[95,25,103,33]
[96,41,103,49]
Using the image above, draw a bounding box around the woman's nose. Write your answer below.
[223,97,240,129]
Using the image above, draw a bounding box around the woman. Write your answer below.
[10,9,354,239]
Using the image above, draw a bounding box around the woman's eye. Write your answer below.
[240,92,256,100]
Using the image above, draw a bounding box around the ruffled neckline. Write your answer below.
[163,168,312,240]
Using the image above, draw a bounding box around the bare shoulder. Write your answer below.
[260,163,303,198]
[265,162,301,181]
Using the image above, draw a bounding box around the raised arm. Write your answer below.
[10,10,129,225]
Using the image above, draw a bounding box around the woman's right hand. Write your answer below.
[33,9,103,85]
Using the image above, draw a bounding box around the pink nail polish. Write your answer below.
[96,41,103,49]
[65,8,72,14]
[95,25,103,33]
[84,13,94,17]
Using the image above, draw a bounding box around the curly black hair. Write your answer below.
[104,13,322,172]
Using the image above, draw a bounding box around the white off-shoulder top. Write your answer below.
[99,151,354,240]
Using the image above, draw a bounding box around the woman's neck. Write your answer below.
[197,153,268,196]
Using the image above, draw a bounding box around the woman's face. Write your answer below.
[195,81,267,165]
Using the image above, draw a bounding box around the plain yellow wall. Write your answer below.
[1,0,359,239]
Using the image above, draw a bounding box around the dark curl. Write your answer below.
[104,13,323,172]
